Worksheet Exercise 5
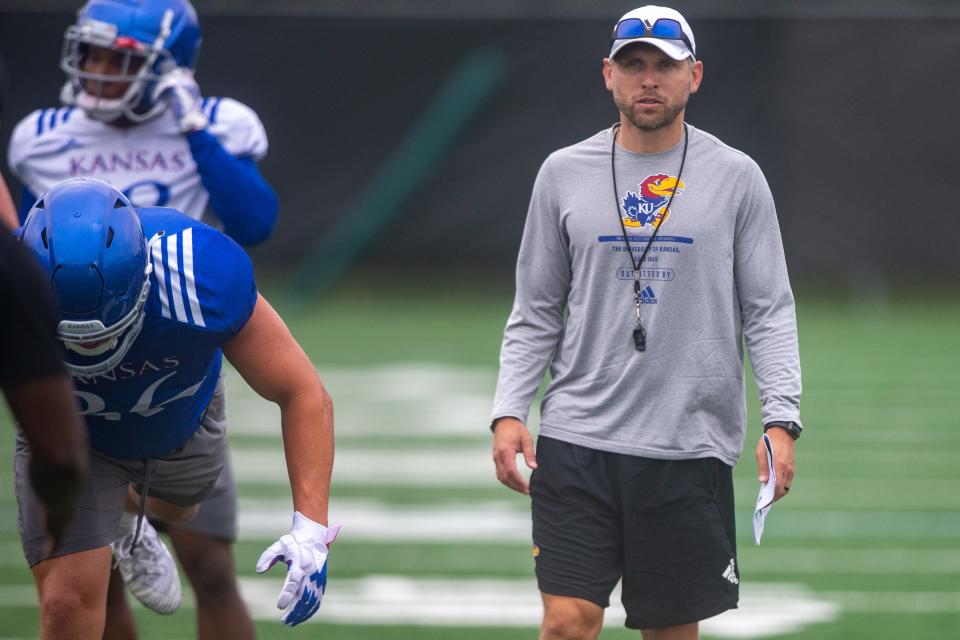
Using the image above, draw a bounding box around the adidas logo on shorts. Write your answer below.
[722,558,739,585]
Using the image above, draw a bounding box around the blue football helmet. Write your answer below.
[21,178,152,376]
[60,0,202,122]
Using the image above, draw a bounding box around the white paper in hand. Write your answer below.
[753,433,776,544]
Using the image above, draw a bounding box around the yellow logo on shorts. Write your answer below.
[532,545,540,557]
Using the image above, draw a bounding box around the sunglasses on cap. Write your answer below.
[611,18,693,54]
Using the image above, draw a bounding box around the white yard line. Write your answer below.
[230,444,960,510]
[3,578,958,622]
[237,500,960,544]
[231,446,498,485]
[822,590,960,613]
[0,581,850,637]
[223,364,510,438]
[3,536,960,575]
[240,500,531,541]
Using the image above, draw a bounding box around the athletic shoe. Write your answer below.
[112,517,182,614]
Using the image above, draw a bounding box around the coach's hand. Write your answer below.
[756,428,795,503]
[152,67,208,133]
[492,417,537,494]
[256,512,339,626]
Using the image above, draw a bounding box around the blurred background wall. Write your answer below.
[2,0,958,294]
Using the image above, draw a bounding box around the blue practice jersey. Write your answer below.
[73,207,257,459]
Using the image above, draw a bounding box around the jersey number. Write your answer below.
[123,180,171,207]
[74,372,206,422]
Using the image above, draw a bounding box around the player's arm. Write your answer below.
[186,129,278,246]
[221,293,332,522]
[0,231,88,550]
[153,71,278,246]
[0,174,18,231]
[222,293,335,626]
[4,375,88,552]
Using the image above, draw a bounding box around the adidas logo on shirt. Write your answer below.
[639,286,658,304]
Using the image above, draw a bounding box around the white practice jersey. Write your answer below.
[8,98,268,221]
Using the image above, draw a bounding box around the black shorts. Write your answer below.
[530,436,739,630]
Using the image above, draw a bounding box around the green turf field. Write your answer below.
[2,284,958,639]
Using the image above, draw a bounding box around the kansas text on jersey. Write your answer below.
[7,99,267,218]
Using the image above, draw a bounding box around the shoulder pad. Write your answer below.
[148,223,256,334]
[203,97,269,160]
[8,108,78,179]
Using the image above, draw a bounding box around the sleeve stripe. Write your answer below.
[209,98,222,124]
[48,109,58,131]
[151,240,172,319]
[36,109,47,136]
[166,235,189,322]
[181,228,206,328]
[62,107,74,124]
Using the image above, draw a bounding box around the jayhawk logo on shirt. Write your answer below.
[621,173,686,229]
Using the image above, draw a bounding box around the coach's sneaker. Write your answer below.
[112,517,182,614]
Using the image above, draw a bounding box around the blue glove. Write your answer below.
[256,511,339,626]
[152,67,208,133]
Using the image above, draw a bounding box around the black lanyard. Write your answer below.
[610,122,689,352]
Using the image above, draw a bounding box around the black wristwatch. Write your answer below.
[763,420,802,440]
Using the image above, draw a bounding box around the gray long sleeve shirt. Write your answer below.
[491,125,801,466]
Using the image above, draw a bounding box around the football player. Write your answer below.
[6,1,279,636]
[17,178,335,638]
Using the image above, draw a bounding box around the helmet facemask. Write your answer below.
[59,10,175,123]
[58,264,152,377]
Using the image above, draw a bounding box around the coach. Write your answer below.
[490,5,803,640]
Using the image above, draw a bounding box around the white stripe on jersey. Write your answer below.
[151,239,172,319]
[166,235,189,322]
[181,228,206,327]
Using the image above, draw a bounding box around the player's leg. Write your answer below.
[126,485,199,524]
[33,547,113,639]
[168,379,253,639]
[14,432,129,639]
[168,525,254,640]
[163,459,252,640]
[531,437,623,640]
[155,380,253,639]
[540,594,604,640]
[104,378,233,633]
[102,489,189,637]
[620,457,739,638]
[102,569,137,640]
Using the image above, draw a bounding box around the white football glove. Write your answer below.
[151,67,208,133]
[256,511,340,626]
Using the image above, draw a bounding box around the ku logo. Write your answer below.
[621,174,686,229]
